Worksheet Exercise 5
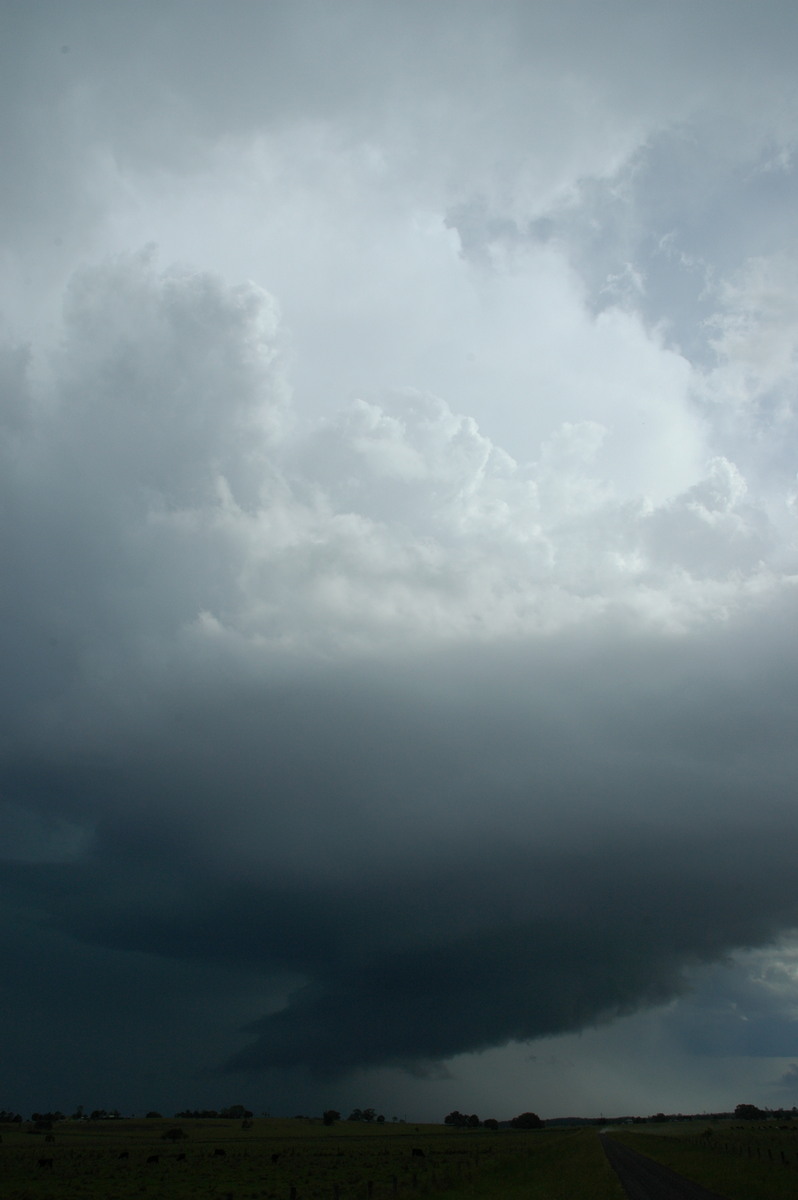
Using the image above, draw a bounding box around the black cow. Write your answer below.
[146,1154,160,1165]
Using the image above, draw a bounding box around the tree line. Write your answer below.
[444,1110,543,1129]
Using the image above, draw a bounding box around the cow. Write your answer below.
[213,1147,226,1157]
[37,1157,54,1169]
[146,1154,160,1165]
[44,1134,55,1143]
[271,1152,281,1163]
[176,1152,187,1161]
[118,1151,129,1160]
[412,1148,425,1158]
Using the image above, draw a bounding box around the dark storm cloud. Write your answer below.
[4,0,798,1118]
[1,248,797,1101]
[3,614,798,1079]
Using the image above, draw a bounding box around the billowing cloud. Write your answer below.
[2,1,798,1118]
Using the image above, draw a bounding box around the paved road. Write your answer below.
[600,1135,730,1200]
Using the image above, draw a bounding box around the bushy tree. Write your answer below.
[444,1111,481,1128]
[510,1111,543,1129]
[735,1104,764,1120]
[323,1110,340,1126]
[483,1118,499,1130]
[348,1107,377,1122]
[444,1111,469,1127]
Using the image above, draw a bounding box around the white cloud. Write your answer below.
[703,253,798,426]
[3,249,791,674]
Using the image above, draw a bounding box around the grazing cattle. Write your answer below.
[213,1147,226,1157]
[412,1147,425,1158]
[44,1134,55,1143]
[271,1152,280,1163]
[118,1151,129,1159]
[176,1152,186,1161]
[146,1154,159,1165]
[38,1157,54,1169]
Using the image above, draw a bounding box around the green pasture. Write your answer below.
[0,1118,624,1200]
[610,1119,798,1200]
[17,1115,798,1199]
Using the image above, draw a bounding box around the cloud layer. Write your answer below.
[2,1,798,1116]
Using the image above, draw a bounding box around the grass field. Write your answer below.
[0,1117,625,1200]
[12,1115,798,1199]
[610,1119,798,1200]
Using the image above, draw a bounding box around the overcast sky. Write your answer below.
[2,0,798,1122]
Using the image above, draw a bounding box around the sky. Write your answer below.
[2,0,798,1122]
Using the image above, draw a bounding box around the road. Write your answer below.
[600,1134,730,1200]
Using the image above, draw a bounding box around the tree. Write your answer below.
[348,1107,377,1122]
[735,1104,764,1120]
[444,1111,469,1128]
[323,1110,340,1126]
[510,1112,543,1129]
[466,1114,481,1128]
[483,1118,499,1130]
[32,1112,63,1127]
